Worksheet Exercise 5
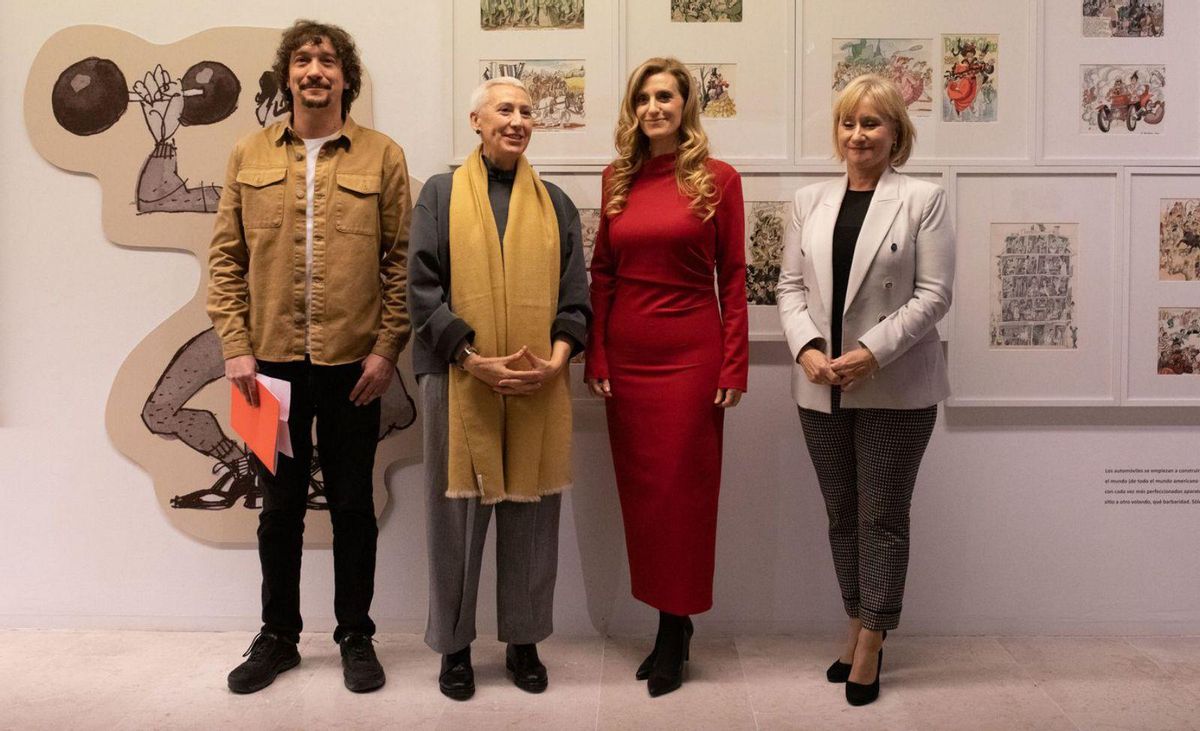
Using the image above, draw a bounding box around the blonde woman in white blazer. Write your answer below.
[776,74,954,707]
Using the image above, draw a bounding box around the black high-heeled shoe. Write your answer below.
[647,613,693,697]
[827,629,884,683]
[845,649,882,706]
[636,615,694,680]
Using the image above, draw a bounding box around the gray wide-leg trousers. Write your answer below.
[419,373,561,655]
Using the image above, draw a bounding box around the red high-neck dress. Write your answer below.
[586,153,748,614]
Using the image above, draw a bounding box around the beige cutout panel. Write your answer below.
[25,25,422,545]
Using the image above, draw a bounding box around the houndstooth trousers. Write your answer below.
[798,388,937,631]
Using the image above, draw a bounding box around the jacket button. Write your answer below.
[878,315,887,322]
[891,242,898,252]
[885,281,893,289]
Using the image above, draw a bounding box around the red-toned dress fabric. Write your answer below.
[585,153,748,614]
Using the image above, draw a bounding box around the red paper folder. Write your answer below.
[230,383,282,474]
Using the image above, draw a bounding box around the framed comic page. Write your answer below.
[452,0,620,164]
[740,170,950,342]
[799,0,1035,164]
[1125,170,1200,404]
[950,171,1120,406]
[624,0,793,163]
[1041,1,1200,164]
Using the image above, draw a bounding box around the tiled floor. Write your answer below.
[4,630,1200,730]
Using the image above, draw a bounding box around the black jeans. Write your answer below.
[253,358,380,644]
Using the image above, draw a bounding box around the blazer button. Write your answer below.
[878,315,887,323]
[891,242,898,252]
[885,281,893,289]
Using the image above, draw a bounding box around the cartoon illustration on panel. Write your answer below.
[52,57,239,213]
[833,38,933,115]
[1080,64,1165,134]
[1160,199,1200,281]
[671,0,743,22]
[480,59,585,129]
[686,64,737,118]
[26,26,420,544]
[481,0,585,30]
[1082,0,1164,37]
[942,35,997,122]
[1158,308,1200,374]
[990,223,1079,349]
[578,207,601,271]
[744,201,788,306]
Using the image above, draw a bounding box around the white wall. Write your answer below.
[2,0,1199,640]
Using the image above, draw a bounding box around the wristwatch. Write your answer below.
[455,343,479,370]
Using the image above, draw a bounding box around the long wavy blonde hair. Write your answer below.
[605,57,718,221]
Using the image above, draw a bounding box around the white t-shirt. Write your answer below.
[302,132,340,352]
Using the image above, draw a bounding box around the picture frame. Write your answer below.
[949,170,1121,406]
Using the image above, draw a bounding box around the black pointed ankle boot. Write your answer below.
[646,612,693,697]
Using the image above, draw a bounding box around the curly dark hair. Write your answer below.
[272,19,362,118]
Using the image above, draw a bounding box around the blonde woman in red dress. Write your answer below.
[585,57,749,698]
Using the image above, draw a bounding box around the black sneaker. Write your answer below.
[340,633,386,693]
[227,632,300,694]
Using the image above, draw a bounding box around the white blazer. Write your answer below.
[776,167,955,413]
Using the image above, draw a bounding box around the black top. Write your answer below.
[407,157,592,375]
[831,188,875,356]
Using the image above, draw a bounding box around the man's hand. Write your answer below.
[799,346,842,386]
[829,347,879,392]
[350,353,395,406]
[225,355,259,407]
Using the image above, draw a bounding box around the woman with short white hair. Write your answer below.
[408,76,590,701]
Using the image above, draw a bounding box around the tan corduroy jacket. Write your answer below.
[207,117,411,366]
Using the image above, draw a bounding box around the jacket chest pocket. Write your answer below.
[334,173,381,237]
[236,168,286,229]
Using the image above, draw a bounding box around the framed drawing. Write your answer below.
[950,171,1120,406]
[799,0,1034,163]
[1041,1,1200,163]
[625,0,793,163]
[1125,170,1200,404]
[452,0,620,163]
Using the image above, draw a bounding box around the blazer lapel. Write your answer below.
[843,167,901,313]
[812,177,847,323]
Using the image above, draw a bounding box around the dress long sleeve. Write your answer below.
[713,169,749,391]
[584,168,616,380]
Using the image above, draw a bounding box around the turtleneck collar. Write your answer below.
[483,154,517,183]
[642,151,677,175]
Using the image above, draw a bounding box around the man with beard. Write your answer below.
[208,20,411,694]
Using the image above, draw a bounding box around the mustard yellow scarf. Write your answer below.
[446,147,572,503]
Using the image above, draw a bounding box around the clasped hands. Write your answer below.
[465,345,567,396]
[799,345,879,391]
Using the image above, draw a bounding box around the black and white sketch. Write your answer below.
[578,207,601,271]
[52,57,241,213]
[990,223,1079,348]
[481,0,584,30]
[744,201,788,305]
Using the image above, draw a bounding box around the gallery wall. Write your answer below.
[2,0,1199,640]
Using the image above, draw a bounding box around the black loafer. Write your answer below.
[339,633,385,693]
[439,647,475,701]
[505,643,548,693]
[227,632,300,694]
